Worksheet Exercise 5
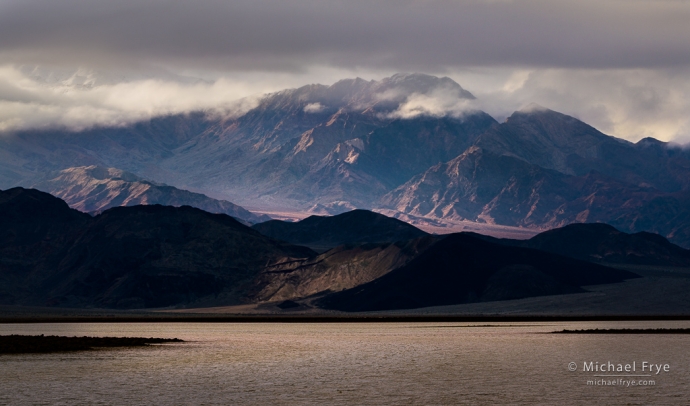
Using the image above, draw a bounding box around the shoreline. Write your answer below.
[3,315,690,323]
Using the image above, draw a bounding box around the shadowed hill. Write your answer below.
[516,223,690,266]
[0,187,314,308]
[252,209,429,251]
[0,188,92,304]
[316,233,638,312]
[252,235,439,303]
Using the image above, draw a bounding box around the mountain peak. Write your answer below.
[378,73,475,100]
[508,104,585,127]
[516,102,550,114]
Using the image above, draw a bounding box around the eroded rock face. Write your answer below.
[251,236,438,303]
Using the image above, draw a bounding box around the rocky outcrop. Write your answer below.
[252,236,438,303]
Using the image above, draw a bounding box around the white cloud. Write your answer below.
[0,1,688,143]
[303,102,325,113]
[0,64,391,132]
[381,87,478,120]
[0,65,264,131]
[456,68,690,142]
[1,62,690,146]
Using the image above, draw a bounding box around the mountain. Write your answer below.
[0,188,92,304]
[149,73,498,207]
[0,73,497,210]
[609,191,690,249]
[381,147,663,227]
[11,189,688,312]
[0,112,211,189]
[0,187,313,308]
[475,106,690,192]
[381,107,690,247]
[316,233,638,312]
[251,209,429,251]
[380,146,573,225]
[32,165,270,224]
[1,73,689,248]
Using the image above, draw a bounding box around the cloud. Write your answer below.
[454,68,690,142]
[303,102,325,113]
[382,87,477,120]
[0,1,688,143]
[0,0,689,72]
[0,65,263,131]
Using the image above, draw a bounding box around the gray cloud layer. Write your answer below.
[2,0,689,71]
[0,0,689,143]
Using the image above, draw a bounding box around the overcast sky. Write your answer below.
[1,0,689,142]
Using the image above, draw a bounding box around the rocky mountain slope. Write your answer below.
[380,107,690,247]
[252,236,439,303]
[155,73,497,207]
[0,73,497,210]
[473,106,690,192]
[0,112,211,189]
[32,165,269,224]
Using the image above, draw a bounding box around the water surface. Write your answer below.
[1,322,688,405]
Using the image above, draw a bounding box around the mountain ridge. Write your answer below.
[252,209,429,252]
[32,165,269,224]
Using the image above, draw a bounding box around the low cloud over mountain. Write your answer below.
[1,73,690,248]
[1,1,690,142]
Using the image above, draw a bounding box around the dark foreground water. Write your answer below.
[1,322,688,405]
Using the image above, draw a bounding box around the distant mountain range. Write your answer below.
[0,73,689,246]
[380,106,690,247]
[8,188,690,311]
[31,165,269,224]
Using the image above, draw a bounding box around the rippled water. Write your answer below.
[1,322,689,405]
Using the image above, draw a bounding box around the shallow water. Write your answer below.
[1,321,689,405]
